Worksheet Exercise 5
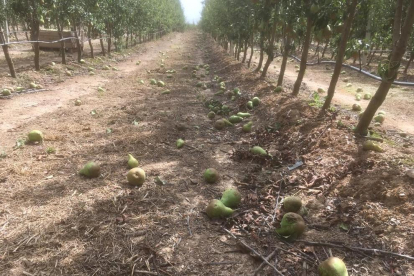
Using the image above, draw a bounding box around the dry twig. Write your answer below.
[253,249,277,275]
[297,240,414,261]
[223,228,284,276]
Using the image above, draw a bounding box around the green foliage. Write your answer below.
[308,92,325,108]
[4,0,185,50]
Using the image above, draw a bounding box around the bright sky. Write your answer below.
[180,0,203,24]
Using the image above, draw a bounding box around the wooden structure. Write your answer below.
[38,30,84,50]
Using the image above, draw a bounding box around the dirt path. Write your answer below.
[0,31,413,276]
[0,31,257,276]
[0,39,166,141]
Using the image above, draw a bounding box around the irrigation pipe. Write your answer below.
[287,55,414,87]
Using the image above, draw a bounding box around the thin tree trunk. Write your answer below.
[235,41,239,58]
[321,41,328,58]
[254,34,265,72]
[237,44,242,60]
[107,27,112,56]
[30,20,41,71]
[0,30,16,78]
[73,23,82,63]
[126,29,129,49]
[248,33,254,68]
[277,34,291,86]
[88,24,94,58]
[234,42,238,58]
[23,22,30,41]
[356,0,414,135]
[314,41,320,57]
[99,32,106,56]
[322,0,358,110]
[242,39,248,63]
[292,16,313,96]
[261,11,278,78]
[392,0,403,52]
[11,22,18,41]
[56,20,66,65]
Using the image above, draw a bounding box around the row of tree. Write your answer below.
[200,0,414,135]
[0,0,185,76]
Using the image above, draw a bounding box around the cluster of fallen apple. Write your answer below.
[25,129,147,186]
[204,84,262,134]
[278,196,349,275]
[1,82,43,96]
[206,187,242,218]
[80,153,146,185]
[191,64,210,80]
[150,79,165,87]
[202,168,242,218]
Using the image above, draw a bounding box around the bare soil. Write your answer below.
[0,31,413,276]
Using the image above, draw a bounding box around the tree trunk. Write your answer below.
[107,28,112,56]
[88,24,94,58]
[242,39,248,63]
[356,0,414,135]
[392,0,403,52]
[277,34,291,86]
[261,50,274,78]
[292,16,313,96]
[126,29,129,49]
[0,30,16,78]
[99,33,106,56]
[23,22,30,41]
[30,20,41,71]
[237,44,243,60]
[314,41,320,57]
[261,13,278,78]
[73,23,82,63]
[254,34,265,72]
[11,21,18,41]
[56,20,66,65]
[248,33,254,68]
[322,0,358,110]
[321,41,328,58]
[234,42,238,58]
[235,41,239,59]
